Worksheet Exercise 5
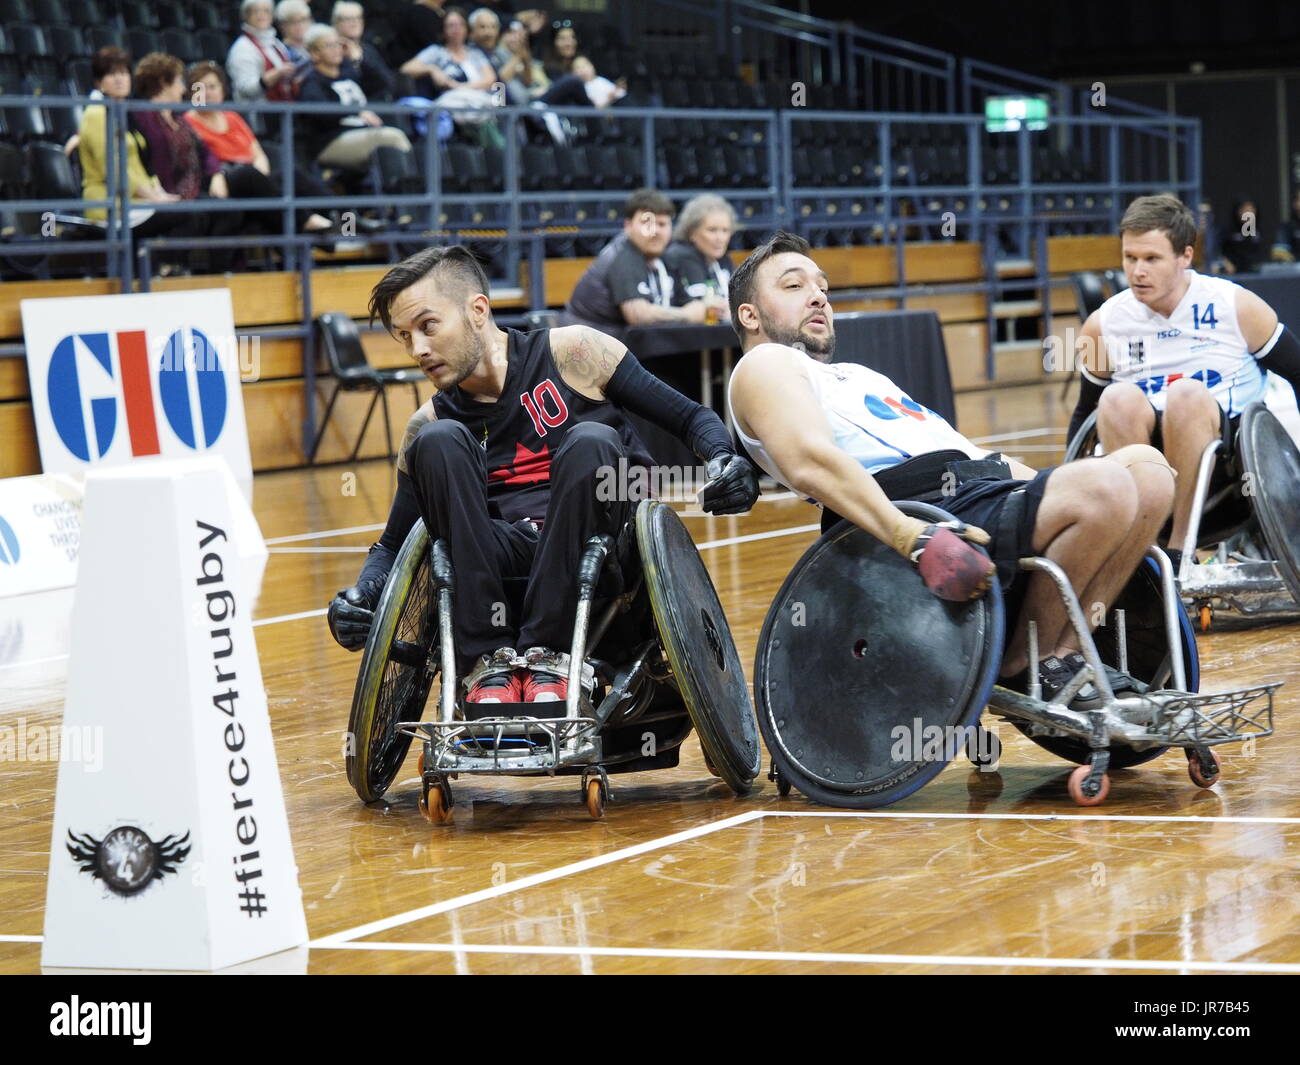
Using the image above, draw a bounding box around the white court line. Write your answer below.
[762,810,1300,826]
[0,653,70,673]
[694,523,820,552]
[253,607,327,628]
[264,523,384,545]
[319,940,1300,974]
[267,547,370,554]
[970,426,1063,445]
[0,934,42,943]
[310,810,765,947]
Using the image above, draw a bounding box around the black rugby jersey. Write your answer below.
[424,327,653,523]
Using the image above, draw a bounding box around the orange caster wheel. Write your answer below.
[1199,604,1212,632]
[1188,748,1221,789]
[585,778,605,819]
[417,752,425,775]
[419,782,452,824]
[1067,764,1110,806]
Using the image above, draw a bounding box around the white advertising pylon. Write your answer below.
[41,457,306,970]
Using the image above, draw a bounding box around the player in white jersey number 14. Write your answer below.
[1068,195,1300,565]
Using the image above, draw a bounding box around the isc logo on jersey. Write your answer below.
[45,327,228,462]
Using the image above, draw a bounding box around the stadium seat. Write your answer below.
[520,143,559,190]
[189,5,225,32]
[66,56,93,94]
[126,29,163,59]
[196,30,231,63]
[161,29,200,62]
[156,0,193,30]
[46,25,87,60]
[65,0,103,24]
[1,103,48,144]
[0,0,29,23]
[5,22,47,57]
[86,25,126,51]
[119,0,160,30]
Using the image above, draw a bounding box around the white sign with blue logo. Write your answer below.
[20,289,252,500]
[0,473,83,599]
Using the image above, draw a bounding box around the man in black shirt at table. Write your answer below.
[564,189,729,339]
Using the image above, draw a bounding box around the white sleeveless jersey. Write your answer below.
[729,349,984,495]
[1097,270,1266,415]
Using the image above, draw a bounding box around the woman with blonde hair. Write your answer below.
[663,194,737,302]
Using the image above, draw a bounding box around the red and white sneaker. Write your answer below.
[522,647,568,703]
[465,648,523,704]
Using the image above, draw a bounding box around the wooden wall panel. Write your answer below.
[0,404,40,479]
[0,279,120,339]
[151,272,300,326]
[1046,234,1120,275]
[904,242,982,282]
[0,359,31,402]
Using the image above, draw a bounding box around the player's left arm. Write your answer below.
[1237,287,1300,399]
[549,324,759,513]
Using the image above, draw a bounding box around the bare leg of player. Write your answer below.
[1161,379,1221,550]
[1096,381,1156,450]
[1065,445,1176,633]
[999,459,1139,676]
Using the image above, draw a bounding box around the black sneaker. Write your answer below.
[1036,654,1103,711]
[1063,652,1147,697]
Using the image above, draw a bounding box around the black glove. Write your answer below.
[327,578,385,651]
[699,453,760,515]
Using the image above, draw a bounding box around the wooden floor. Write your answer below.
[4,380,1300,974]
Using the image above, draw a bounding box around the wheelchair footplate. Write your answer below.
[987,550,1279,806]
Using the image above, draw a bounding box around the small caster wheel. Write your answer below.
[1187,747,1221,789]
[419,782,452,824]
[1199,604,1212,632]
[417,752,425,775]
[768,761,792,797]
[965,725,1001,770]
[585,778,605,819]
[1067,764,1110,806]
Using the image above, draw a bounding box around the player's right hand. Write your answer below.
[327,579,385,651]
[891,516,995,602]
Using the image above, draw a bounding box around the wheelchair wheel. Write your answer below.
[754,502,1004,808]
[1063,410,1101,462]
[346,522,438,803]
[1238,401,1300,606]
[636,500,761,794]
[1008,556,1200,768]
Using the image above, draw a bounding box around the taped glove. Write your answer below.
[327,577,385,651]
[699,453,760,514]
[891,517,995,602]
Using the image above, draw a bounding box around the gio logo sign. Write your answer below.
[46,327,229,462]
[0,515,17,566]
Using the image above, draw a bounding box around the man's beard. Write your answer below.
[447,314,489,388]
[757,307,835,360]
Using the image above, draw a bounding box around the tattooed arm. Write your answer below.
[549,324,627,400]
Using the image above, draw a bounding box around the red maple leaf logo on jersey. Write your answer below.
[489,442,552,485]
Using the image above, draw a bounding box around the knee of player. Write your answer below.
[1098,381,1149,419]
[1163,376,1216,414]
[408,419,475,462]
[1071,462,1139,526]
[554,421,622,464]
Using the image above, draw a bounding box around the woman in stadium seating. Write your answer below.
[227,0,298,102]
[298,25,413,171]
[542,21,579,81]
[183,61,336,236]
[77,49,196,245]
[663,194,737,302]
[399,5,499,137]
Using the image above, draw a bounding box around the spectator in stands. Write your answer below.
[183,61,336,235]
[276,0,315,66]
[1271,189,1300,262]
[498,18,548,103]
[130,52,246,269]
[298,25,413,171]
[1217,198,1265,275]
[543,21,579,80]
[469,7,509,69]
[401,7,497,96]
[564,189,727,334]
[332,2,397,102]
[388,0,449,69]
[227,0,298,102]
[64,46,133,157]
[78,48,193,242]
[664,194,736,302]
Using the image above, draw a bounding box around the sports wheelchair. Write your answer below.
[1066,398,1300,630]
[345,500,761,822]
[755,501,1278,809]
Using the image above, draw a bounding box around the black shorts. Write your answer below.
[1148,404,1240,464]
[942,468,1054,591]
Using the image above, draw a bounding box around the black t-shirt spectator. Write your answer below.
[354,41,397,101]
[566,236,683,330]
[663,240,731,301]
[388,2,445,67]
[296,68,370,159]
